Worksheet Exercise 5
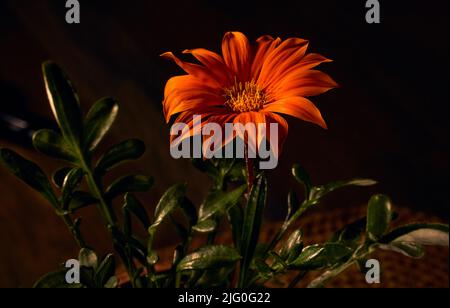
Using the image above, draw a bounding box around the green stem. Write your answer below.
[74,151,140,286]
[62,215,85,248]
[265,203,311,255]
[307,246,370,288]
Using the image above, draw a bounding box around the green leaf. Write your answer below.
[381,223,449,246]
[227,205,243,250]
[199,185,246,221]
[279,230,304,262]
[52,167,73,189]
[83,97,119,151]
[104,276,118,288]
[79,248,98,268]
[286,190,300,221]
[0,148,58,206]
[378,242,425,259]
[68,191,98,212]
[177,246,241,272]
[366,194,393,242]
[34,269,83,288]
[193,219,218,233]
[195,266,235,288]
[124,193,150,228]
[149,184,186,232]
[290,243,352,270]
[105,175,154,200]
[42,61,82,147]
[32,129,78,162]
[95,254,115,287]
[292,164,312,199]
[330,217,366,248]
[61,168,84,209]
[239,175,267,287]
[310,178,377,201]
[95,139,146,174]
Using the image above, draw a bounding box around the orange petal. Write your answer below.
[258,37,309,89]
[272,70,338,99]
[161,52,223,88]
[222,32,252,81]
[233,112,267,155]
[263,97,327,129]
[263,111,289,158]
[251,35,282,80]
[164,92,224,123]
[183,49,234,86]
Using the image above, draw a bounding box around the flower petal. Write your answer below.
[222,32,252,81]
[161,52,223,88]
[258,37,309,89]
[182,48,234,86]
[233,112,267,155]
[263,97,327,129]
[263,111,289,158]
[251,35,282,80]
[271,70,338,99]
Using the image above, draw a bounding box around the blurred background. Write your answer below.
[0,0,448,287]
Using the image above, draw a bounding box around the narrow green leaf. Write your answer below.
[381,223,449,246]
[195,266,235,288]
[366,194,393,242]
[104,276,118,288]
[286,190,300,221]
[193,219,218,233]
[292,164,312,199]
[177,246,241,272]
[84,97,119,151]
[279,230,304,262]
[52,167,73,189]
[378,242,425,259]
[310,178,377,201]
[124,193,150,228]
[105,175,154,200]
[68,191,98,212]
[42,61,82,146]
[227,205,243,250]
[95,139,146,174]
[330,217,366,248]
[95,254,115,287]
[149,184,186,232]
[0,148,58,206]
[61,168,84,209]
[239,175,267,287]
[32,129,77,162]
[290,243,352,270]
[199,185,246,221]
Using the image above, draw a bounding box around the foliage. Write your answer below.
[0,63,448,288]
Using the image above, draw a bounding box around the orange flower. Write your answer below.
[162,31,337,158]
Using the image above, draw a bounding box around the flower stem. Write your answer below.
[245,145,254,193]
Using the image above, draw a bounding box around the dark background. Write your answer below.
[0,0,448,287]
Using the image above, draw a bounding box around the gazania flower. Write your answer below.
[162,31,337,158]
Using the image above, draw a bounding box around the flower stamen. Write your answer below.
[224,79,267,113]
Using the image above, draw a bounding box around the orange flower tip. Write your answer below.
[160,52,174,59]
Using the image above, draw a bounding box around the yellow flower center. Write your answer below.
[224,80,267,113]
